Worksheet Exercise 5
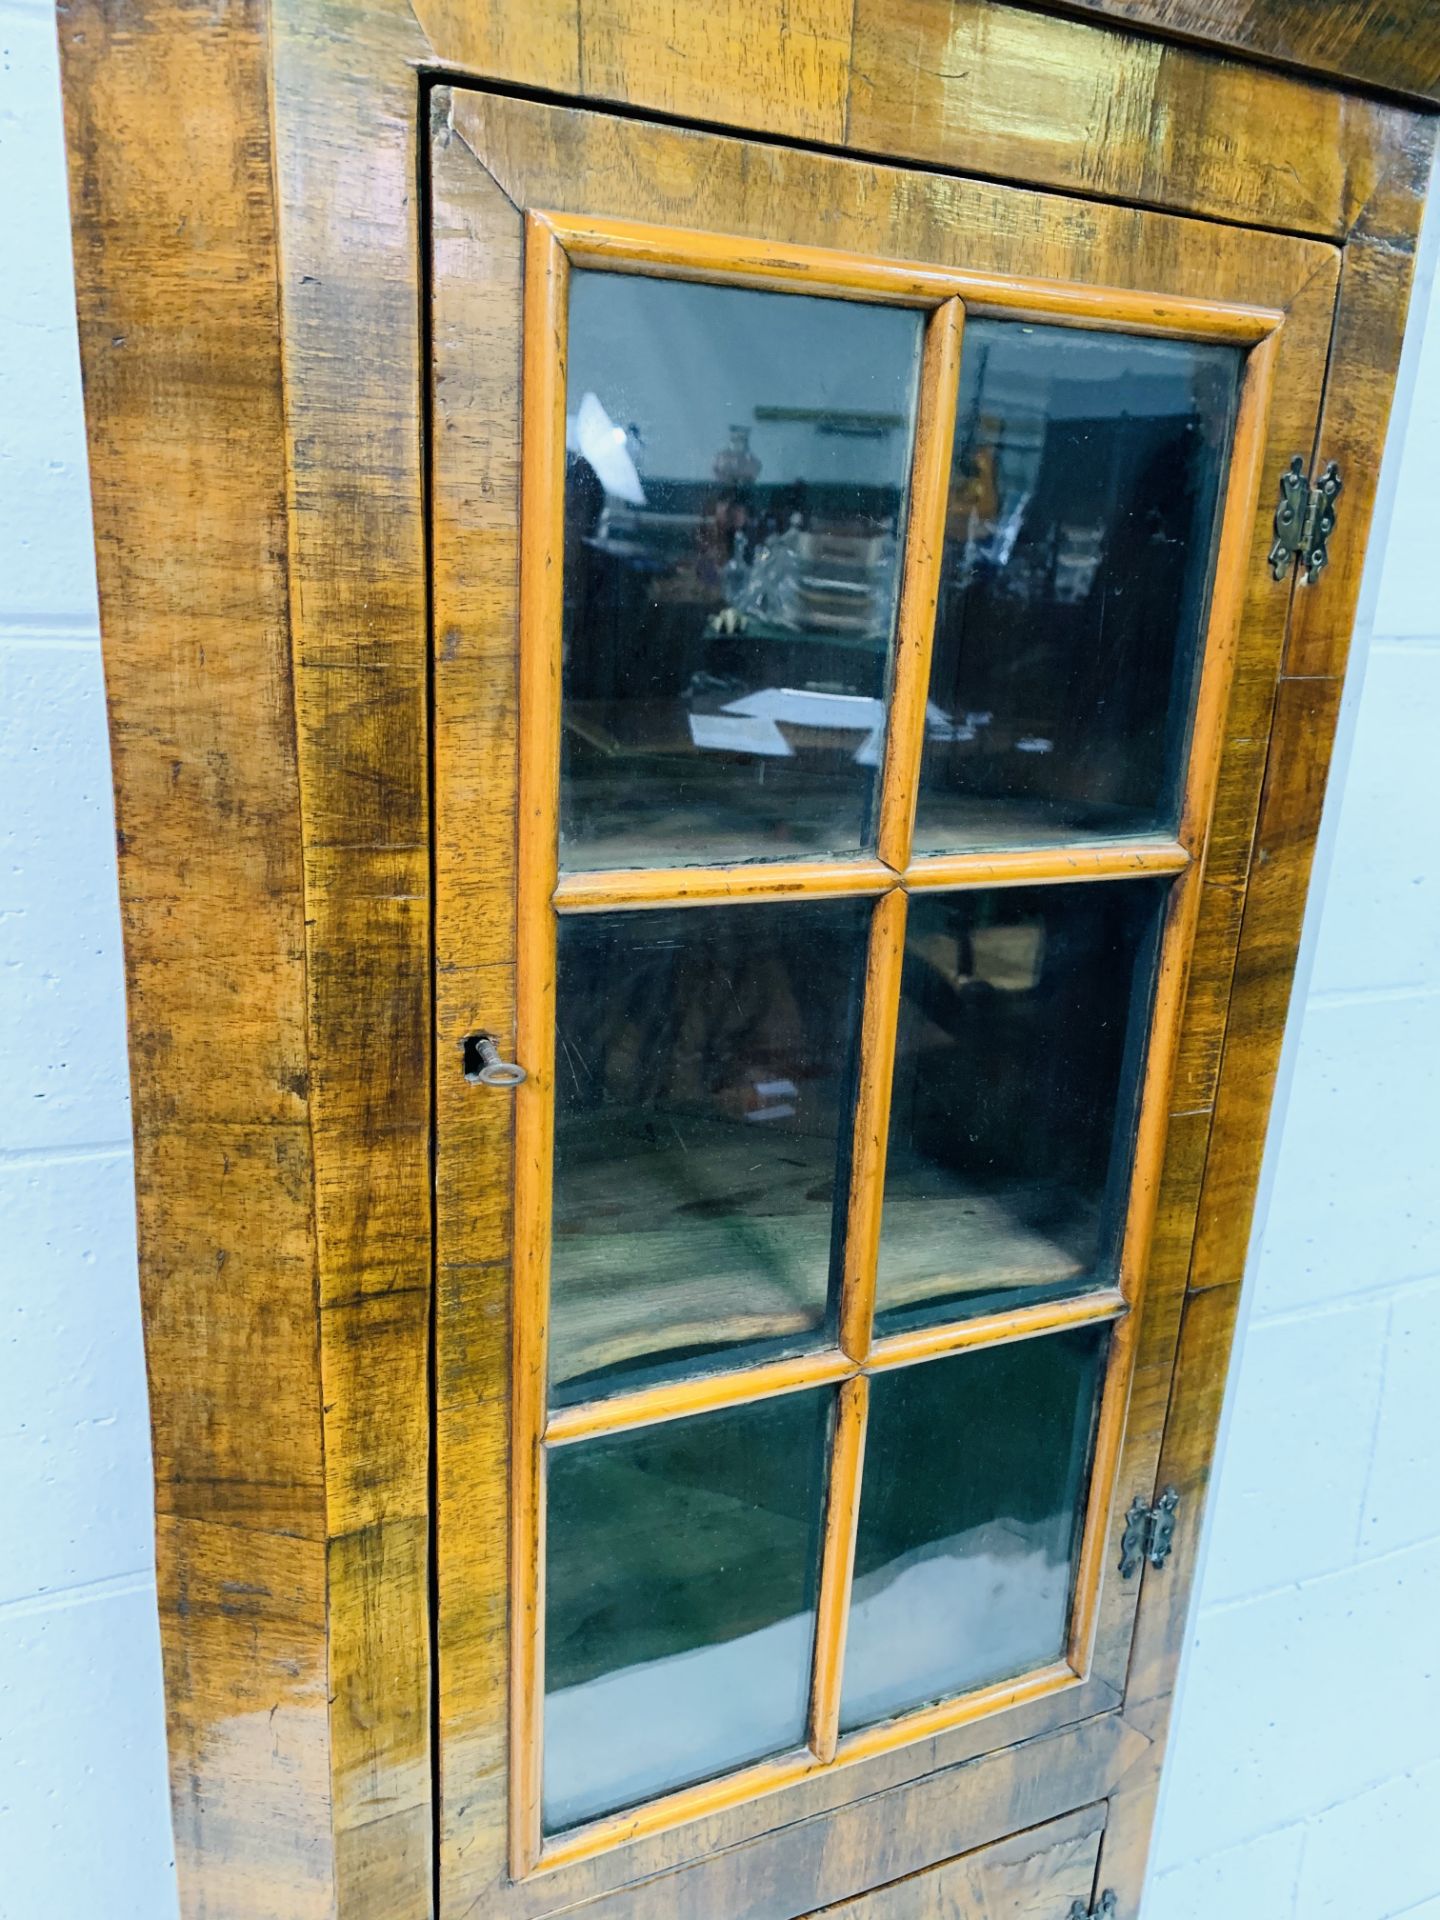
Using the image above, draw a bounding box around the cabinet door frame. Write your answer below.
[430,83,1338,1919]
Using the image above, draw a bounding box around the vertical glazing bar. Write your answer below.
[1069,328,1281,1677]
[808,1374,870,1763]
[876,296,964,872]
[510,214,569,1878]
[838,887,908,1361]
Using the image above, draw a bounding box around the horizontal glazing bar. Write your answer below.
[543,1348,855,1446]
[553,843,1190,913]
[864,1290,1128,1374]
[553,858,899,912]
[902,841,1190,892]
[544,1292,1127,1445]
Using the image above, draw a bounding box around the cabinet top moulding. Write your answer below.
[1035,0,1440,105]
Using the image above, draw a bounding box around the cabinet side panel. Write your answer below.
[56,2,333,1915]
[1099,110,1439,1911]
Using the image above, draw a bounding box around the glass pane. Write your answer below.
[914,322,1239,853]
[550,897,870,1405]
[840,1327,1105,1733]
[875,880,1165,1337]
[561,271,923,869]
[543,1389,831,1831]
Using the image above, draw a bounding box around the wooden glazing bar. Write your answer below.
[876,298,964,870]
[510,214,570,1881]
[538,212,1284,344]
[902,840,1190,892]
[543,1349,854,1446]
[838,889,909,1360]
[1068,1308,1139,1675]
[808,1376,870,1765]
[553,857,896,913]
[865,1289,1127,1375]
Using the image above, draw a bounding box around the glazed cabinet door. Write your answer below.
[430,85,1338,1920]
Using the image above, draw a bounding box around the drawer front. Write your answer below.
[806,1803,1106,1918]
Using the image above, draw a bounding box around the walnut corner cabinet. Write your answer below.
[57,2,1439,1915]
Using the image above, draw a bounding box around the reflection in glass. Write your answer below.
[875,880,1165,1336]
[561,272,923,869]
[915,322,1239,852]
[543,1390,830,1831]
[549,898,869,1405]
[840,1328,1104,1732]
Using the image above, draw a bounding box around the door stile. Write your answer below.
[1067,321,1284,1678]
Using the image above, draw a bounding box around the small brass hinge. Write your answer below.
[1119,1486,1179,1579]
[1268,455,1343,585]
[1069,1893,1118,1920]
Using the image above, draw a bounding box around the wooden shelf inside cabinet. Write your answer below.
[57,1,1436,1916]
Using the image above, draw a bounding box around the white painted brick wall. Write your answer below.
[0,4,177,1916]
[1,6,1436,1916]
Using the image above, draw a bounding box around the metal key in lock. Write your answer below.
[462,1032,527,1087]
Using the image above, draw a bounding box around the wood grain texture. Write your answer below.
[1187,112,1435,1296]
[545,1714,1145,1920]
[268,0,438,1910]
[61,0,1436,1907]
[845,0,1416,240]
[57,2,334,1913]
[409,0,1428,240]
[1038,0,1440,103]
[428,95,527,1920]
[415,0,852,140]
[803,1800,1106,1918]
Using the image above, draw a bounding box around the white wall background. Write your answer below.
[1,4,1436,1915]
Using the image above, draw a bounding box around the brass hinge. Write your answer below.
[1069,1894,1118,1919]
[1119,1486,1179,1579]
[1268,455,1343,585]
